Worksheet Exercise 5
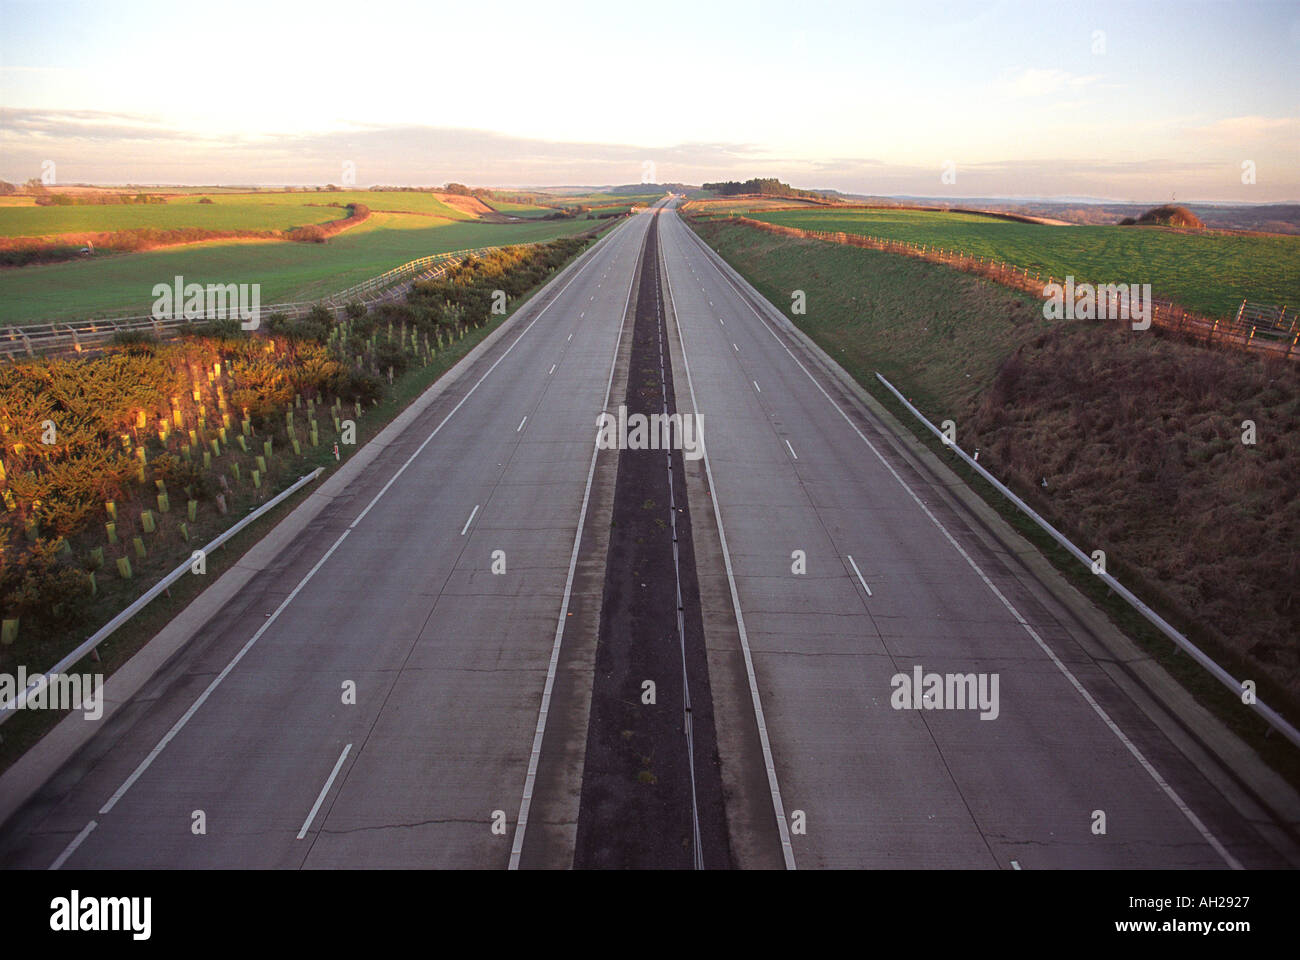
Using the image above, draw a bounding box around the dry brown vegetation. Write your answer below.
[965,326,1299,699]
[1127,204,1206,229]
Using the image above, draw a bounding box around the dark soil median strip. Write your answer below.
[573,213,731,868]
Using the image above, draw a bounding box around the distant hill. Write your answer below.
[604,182,695,196]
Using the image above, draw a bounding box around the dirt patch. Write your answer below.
[432,192,493,218]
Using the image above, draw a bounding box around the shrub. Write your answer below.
[182,317,246,340]
[373,340,410,376]
[1,541,91,634]
[151,453,210,499]
[349,310,378,339]
[289,224,328,243]
[329,368,384,405]
[1135,204,1205,229]
[110,330,159,353]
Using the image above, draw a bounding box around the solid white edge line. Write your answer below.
[661,212,796,870]
[297,743,352,839]
[49,819,97,870]
[679,215,1243,871]
[507,214,646,870]
[93,219,631,820]
[846,554,873,597]
[460,504,480,535]
[99,526,354,816]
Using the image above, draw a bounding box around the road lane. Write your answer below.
[658,204,1291,869]
[0,206,656,869]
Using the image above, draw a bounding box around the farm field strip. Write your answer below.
[0,202,345,238]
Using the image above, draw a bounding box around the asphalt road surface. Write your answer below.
[1,198,1293,869]
[1,203,660,869]
[654,205,1292,869]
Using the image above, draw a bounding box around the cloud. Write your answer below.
[1188,115,1300,142]
[0,109,1294,201]
[0,108,204,143]
[994,68,1100,99]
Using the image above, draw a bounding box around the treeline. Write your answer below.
[34,193,168,207]
[702,178,824,200]
[0,181,168,205]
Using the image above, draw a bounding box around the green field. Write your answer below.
[225,190,479,220]
[0,200,342,238]
[685,197,824,215]
[483,198,556,218]
[0,214,602,322]
[737,207,1300,318]
[0,190,492,239]
[556,192,664,206]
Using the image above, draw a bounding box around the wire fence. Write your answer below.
[698,213,1298,360]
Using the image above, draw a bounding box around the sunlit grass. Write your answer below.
[743,207,1300,318]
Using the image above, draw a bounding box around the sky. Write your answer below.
[1,0,1297,200]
